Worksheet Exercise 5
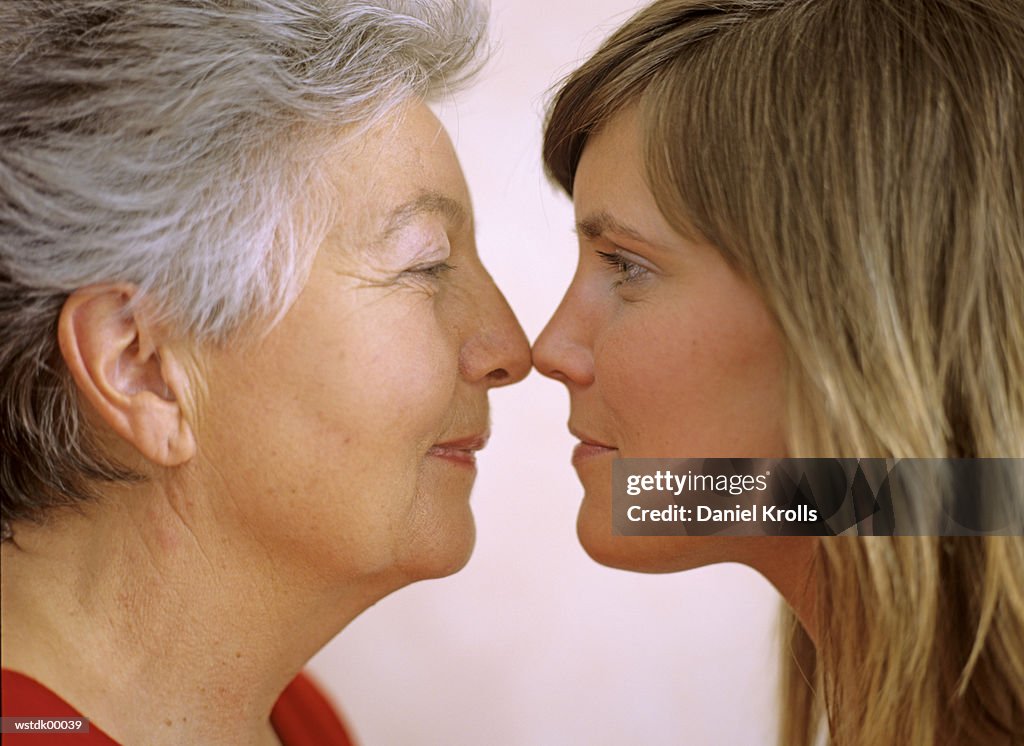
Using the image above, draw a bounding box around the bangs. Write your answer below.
[541,1,756,198]
[639,1,884,276]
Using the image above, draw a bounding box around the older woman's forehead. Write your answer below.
[321,104,473,244]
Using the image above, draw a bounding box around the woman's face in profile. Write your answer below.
[193,102,529,588]
[533,108,789,572]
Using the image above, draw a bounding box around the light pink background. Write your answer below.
[309,1,782,743]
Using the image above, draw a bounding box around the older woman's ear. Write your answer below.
[57,285,197,467]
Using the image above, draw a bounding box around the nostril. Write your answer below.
[544,369,571,385]
[487,368,509,383]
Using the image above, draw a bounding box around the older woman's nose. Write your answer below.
[532,290,594,388]
[460,279,531,387]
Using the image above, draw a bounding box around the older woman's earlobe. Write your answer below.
[57,285,197,467]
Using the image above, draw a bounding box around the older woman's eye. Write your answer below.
[596,250,648,288]
[416,261,454,278]
[403,261,455,284]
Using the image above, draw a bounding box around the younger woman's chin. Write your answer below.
[576,507,737,574]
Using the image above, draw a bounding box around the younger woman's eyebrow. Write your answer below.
[576,210,652,245]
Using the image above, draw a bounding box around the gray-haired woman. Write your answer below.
[0,2,530,744]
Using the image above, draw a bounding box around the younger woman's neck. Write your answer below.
[748,537,819,644]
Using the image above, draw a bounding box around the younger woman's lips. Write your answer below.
[572,441,618,466]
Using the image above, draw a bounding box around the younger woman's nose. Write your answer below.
[532,292,595,388]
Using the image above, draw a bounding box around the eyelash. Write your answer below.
[596,250,648,287]
[401,261,455,290]
[412,261,454,279]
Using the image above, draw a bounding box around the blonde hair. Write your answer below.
[543,1,1024,743]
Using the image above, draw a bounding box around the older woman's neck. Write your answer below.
[1,480,384,746]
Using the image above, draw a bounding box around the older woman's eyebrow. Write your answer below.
[576,210,652,245]
[382,190,468,239]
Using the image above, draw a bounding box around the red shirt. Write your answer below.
[1,668,354,745]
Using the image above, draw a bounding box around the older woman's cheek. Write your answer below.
[188,273,452,586]
[368,317,475,571]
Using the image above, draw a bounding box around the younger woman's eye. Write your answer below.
[596,250,648,287]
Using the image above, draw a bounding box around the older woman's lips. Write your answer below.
[427,434,489,467]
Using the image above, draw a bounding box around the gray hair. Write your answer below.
[0,0,487,540]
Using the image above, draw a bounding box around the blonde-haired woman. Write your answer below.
[533,0,1024,744]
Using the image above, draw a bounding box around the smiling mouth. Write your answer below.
[428,433,489,467]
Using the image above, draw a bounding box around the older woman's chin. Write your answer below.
[406,523,477,582]
[387,497,478,584]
